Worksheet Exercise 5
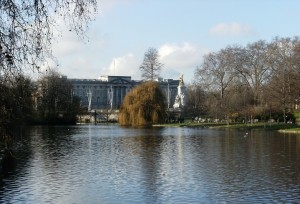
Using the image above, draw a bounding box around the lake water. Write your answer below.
[1,124,300,203]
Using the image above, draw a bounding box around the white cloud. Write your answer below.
[41,18,112,79]
[44,20,208,83]
[99,42,209,83]
[209,22,254,36]
[158,42,209,82]
[51,19,109,58]
[102,53,141,80]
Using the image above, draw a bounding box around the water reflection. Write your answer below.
[0,125,300,203]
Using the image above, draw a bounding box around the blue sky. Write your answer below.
[48,0,300,83]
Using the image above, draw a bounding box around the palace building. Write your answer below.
[69,75,180,111]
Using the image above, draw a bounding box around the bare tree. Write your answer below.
[193,37,300,122]
[37,70,80,124]
[139,47,163,81]
[185,83,207,119]
[265,37,300,122]
[0,0,98,75]
[195,47,236,119]
[234,40,274,106]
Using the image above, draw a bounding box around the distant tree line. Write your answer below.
[34,70,82,125]
[1,70,81,128]
[186,37,300,123]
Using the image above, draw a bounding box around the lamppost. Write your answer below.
[167,82,170,109]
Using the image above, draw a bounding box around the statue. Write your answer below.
[179,74,184,86]
[172,74,186,109]
[173,95,181,109]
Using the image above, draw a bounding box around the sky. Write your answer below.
[47,0,300,83]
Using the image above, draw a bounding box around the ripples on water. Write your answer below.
[0,124,300,203]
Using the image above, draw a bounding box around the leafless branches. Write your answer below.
[0,0,97,77]
[139,47,163,81]
[194,37,300,121]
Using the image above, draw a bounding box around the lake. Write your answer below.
[1,124,300,203]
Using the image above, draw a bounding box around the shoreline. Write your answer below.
[154,122,300,133]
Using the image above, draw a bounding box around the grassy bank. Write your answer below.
[154,122,300,133]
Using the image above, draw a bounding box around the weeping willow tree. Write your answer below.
[119,81,166,127]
